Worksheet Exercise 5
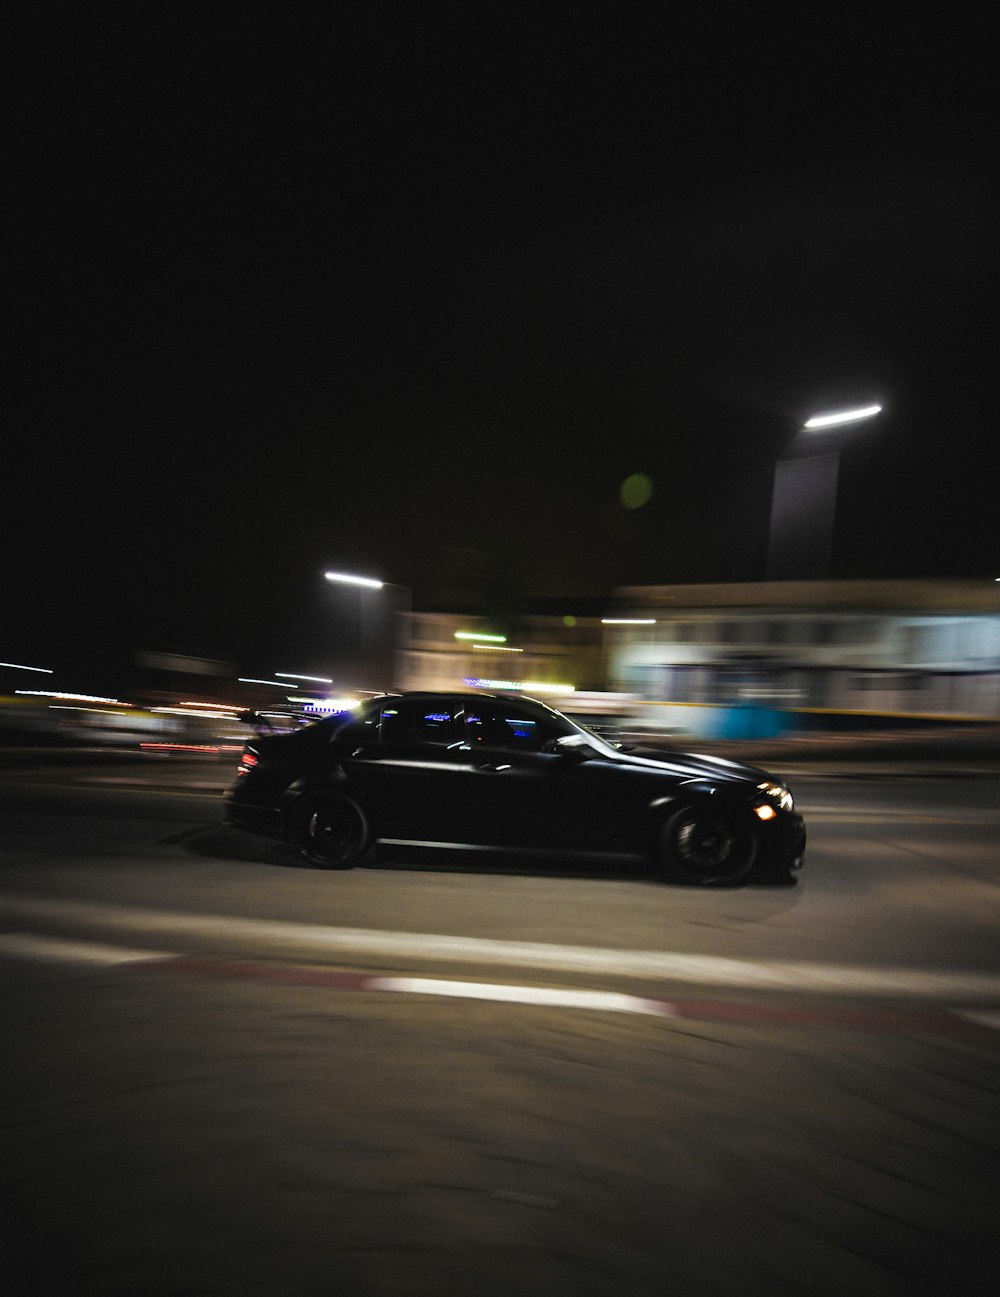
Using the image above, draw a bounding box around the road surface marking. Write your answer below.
[806,810,997,826]
[0,932,174,965]
[952,1009,1000,1031]
[1,778,222,799]
[370,977,673,1016]
[4,893,1000,1001]
[1,932,997,1036]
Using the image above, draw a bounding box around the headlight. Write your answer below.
[756,781,793,813]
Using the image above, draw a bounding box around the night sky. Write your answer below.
[7,6,999,688]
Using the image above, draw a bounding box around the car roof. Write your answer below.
[375,689,547,701]
[369,690,555,710]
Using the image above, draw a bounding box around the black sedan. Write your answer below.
[224,691,805,885]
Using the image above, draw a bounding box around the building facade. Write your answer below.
[606,579,1000,729]
[396,580,1000,734]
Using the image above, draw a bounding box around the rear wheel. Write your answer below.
[289,792,370,868]
[657,801,756,886]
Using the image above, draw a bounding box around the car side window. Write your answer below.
[379,699,458,748]
[328,712,379,749]
[464,702,559,752]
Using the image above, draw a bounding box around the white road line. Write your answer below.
[3,893,1000,1000]
[806,811,998,826]
[1,779,222,799]
[1,930,998,1032]
[0,932,174,966]
[0,934,674,1019]
[370,977,673,1016]
[951,1009,1000,1031]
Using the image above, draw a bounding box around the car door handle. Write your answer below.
[477,762,512,772]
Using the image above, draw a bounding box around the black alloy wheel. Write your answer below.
[658,802,757,886]
[289,792,371,868]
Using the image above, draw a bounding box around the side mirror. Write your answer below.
[553,734,593,760]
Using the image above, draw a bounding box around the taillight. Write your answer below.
[237,749,259,777]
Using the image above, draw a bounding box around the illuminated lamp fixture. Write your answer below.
[324,571,385,589]
[803,404,882,430]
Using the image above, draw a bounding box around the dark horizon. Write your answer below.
[7,8,999,689]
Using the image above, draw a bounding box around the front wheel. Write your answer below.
[289,792,371,868]
[657,801,757,886]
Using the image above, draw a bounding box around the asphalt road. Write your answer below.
[2,755,999,1296]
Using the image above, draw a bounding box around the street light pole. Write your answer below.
[323,571,412,691]
[766,403,882,581]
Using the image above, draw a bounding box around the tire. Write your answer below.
[657,800,757,886]
[288,792,371,868]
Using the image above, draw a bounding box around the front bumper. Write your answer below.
[759,810,806,874]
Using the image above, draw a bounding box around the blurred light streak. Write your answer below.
[238,678,297,687]
[0,661,53,673]
[139,743,223,752]
[178,701,243,709]
[152,707,238,719]
[601,618,657,625]
[16,690,122,703]
[275,672,334,682]
[455,631,506,642]
[49,706,135,715]
[472,643,523,652]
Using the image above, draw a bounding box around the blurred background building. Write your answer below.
[396,579,1000,739]
[5,580,999,750]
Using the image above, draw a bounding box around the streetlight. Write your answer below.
[323,570,412,690]
[802,403,882,430]
[766,403,883,581]
[323,571,385,590]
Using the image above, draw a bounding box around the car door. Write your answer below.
[344,696,469,843]
[457,698,620,853]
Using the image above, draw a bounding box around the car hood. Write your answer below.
[603,745,774,785]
